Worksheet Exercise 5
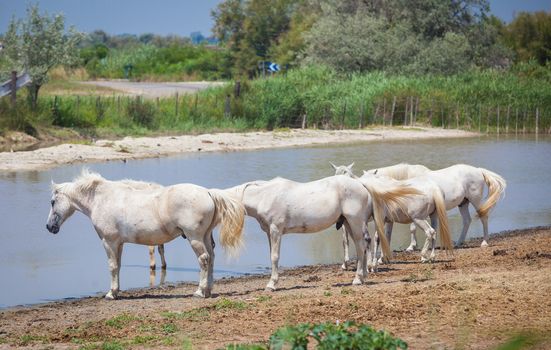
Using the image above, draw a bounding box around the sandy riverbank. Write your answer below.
[0,127,477,172]
[0,227,550,349]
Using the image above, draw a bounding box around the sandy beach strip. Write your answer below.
[0,127,477,172]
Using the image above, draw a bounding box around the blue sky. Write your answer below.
[1,0,550,36]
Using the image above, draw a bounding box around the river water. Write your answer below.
[1,135,550,308]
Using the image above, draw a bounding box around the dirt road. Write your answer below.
[1,227,550,349]
[81,81,224,98]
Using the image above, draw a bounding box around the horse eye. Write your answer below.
[51,200,55,207]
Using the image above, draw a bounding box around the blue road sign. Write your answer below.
[268,62,280,72]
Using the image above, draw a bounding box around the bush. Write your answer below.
[126,97,157,128]
[222,321,408,350]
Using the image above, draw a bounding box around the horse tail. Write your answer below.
[208,189,245,256]
[432,187,453,253]
[360,179,422,258]
[477,168,507,218]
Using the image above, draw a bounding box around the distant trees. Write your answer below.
[304,0,510,74]
[1,4,82,108]
[212,0,551,76]
[500,11,551,65]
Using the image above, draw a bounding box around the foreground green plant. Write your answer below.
[222,321,407,350]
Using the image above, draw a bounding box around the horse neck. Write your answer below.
[64,182,101,217]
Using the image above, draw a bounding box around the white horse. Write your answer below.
[333,162,430,254]
[225,175,419,291]
[359,172,453,263]
[46,169,245,299]
[365,163,507,247]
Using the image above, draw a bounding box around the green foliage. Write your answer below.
[214,297,248,310]
[105,314,139,329]
[126,97,156,128]
[501,11,551,65]
[1,4,82,107]
[223,321,407,350]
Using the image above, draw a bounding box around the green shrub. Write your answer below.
[126,97,157,128]
[222,321,407,350]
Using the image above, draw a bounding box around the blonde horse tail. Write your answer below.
[360,179,422,259]
[433,187,453,253]
[477,168,507,218]
[208,189,245,257]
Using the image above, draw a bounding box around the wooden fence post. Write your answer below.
[373,102,380,126]
[506,105,510,134]
[515,108,518,135]
[522,109,526,134]
[302,113,307,129]
[175,92,179,117]
[404,98,409,126]
[224,95,231,118]
[478,103,482,134]
[341,102,346,129]
[455,104,459,129]
[486,107,490,134]
[441,105,444,128]
[390,96,396,126]
[497,105,500,136]
[359,104,365,129]
[409,96,414,126]
[414,97,419,126]
[234,81,241,98]
[536,107,539,135]
[382,98,386,126]
[10,71,17,108]
[428,97,433,126]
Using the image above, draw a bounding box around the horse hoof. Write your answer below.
[421,257,429,263]
[341,263,347,271]
[265,286,276,292]
[481,241,489,247]
[193,290,206,298]
[405,247,415,253]
[352,278,363,285]
[105,291,117,300]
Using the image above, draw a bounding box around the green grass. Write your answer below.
[3,64,550,136]
[161,308,210,321]
[105,313,140,329]
[18,334,49,346]
[214,298,248,311]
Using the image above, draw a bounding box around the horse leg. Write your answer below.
[378,222,393,264]
[413,218,436,263]
[102,239,123,300]
[456,202,472,247]
[369,231,379,272]
[341,227,351,270]
[480,214,489,247]
[189,237,211,298]
[158,244,167,269]
[344,220,368,285]
[429,214,439,261]
[149,246,155,270]
[406,223,418,252]
[204,231,215,293]
[266,224,282,291]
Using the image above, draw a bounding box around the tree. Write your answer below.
[502,11,551,64]
[2,4,82,108]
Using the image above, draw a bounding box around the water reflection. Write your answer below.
[149,268,167,287]
[0,134,550,307]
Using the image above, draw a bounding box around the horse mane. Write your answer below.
[377,163,411,180]
[72,168,105,194]
[120,179,162,190]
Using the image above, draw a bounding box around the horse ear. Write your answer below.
[330,162,338,170]
[374,169,378,175]
[347,162,355,169]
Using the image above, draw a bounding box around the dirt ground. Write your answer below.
[1,227,550,349]
[0,127,476,172]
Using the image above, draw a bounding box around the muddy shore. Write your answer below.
[0,226,550,349]
[0,127,476,172]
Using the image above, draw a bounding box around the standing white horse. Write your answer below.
[46,169,245,299]
[365,163,507,247]
[225,176,419,291]
[359,172,453,263]
[333,163,430,254]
